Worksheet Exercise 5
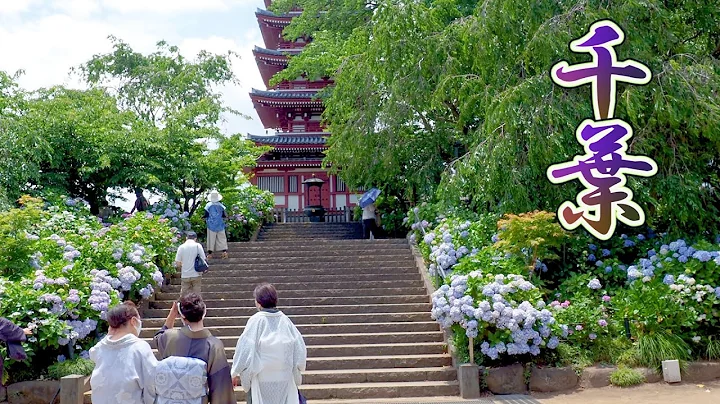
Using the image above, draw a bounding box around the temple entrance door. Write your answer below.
[305,173,330,208]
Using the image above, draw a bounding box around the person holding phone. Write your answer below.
[0,317,32,385]
[154,293,233,403]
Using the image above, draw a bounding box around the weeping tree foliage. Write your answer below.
[273,0,720,234]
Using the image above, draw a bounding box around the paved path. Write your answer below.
[535,380,720,403]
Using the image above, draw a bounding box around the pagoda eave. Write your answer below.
[256,160,325,168]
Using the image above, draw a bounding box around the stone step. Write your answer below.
[193,267,420,278]
[153,287,430,300]
[141,312,433,328]
[84,380,459,403]
[255,236,364,240]
[143,331,444,348]
[228,239,408,247]
[302,367,457,385]
[160,280,426,293]
[256,236,364,241]
[259,229,363,234]
[151,353,453,371]
[216,249,410,258]
[205,255,413,264]
[139,321,442,338]
[169,273,420,284]
[150,295,429,308]
[144,303,431,318]
[151,342,447,360]
[262,223,361,229]
[195,261,417,270]
[223,244,410,252]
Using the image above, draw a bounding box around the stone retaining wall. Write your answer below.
[479,361,720,395]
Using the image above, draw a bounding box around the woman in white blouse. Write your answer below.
[89,301,157,404]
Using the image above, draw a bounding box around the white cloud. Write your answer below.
[0,0,268,136]
[0,14,166,90]
[0,0,40,15]
[100,0,246,14]
[53,0,102,18]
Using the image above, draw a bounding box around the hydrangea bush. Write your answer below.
[0,196,177,382]
[408,203,720,367]
[189,186,274,242]
[148,200,192,235]
[432,272,563,362]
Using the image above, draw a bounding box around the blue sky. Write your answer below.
[0,0,270,137]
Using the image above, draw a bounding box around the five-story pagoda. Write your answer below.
[248,4,358,212]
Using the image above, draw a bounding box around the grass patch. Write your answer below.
[706,337,720,360]
[610,366,645,387]
[637,332,691,372]
[48,358,95,380]
[556,343,593,371]
[617,345,642,367]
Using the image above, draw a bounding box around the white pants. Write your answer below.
[207,230,228,252]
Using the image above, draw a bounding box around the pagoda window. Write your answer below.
[294,83,307,90]
[336,177,347,192]
[309,115,321,121]
[291,124,306,132]
[257,176,285,193]
[289,176,298,193]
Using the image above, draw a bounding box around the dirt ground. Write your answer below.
[533,380,720,403]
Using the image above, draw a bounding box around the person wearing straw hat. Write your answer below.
[203,191,229,259]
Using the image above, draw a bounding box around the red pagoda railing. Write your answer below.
[271,207,356,223]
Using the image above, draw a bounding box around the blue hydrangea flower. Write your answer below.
[605,266,612,273]
[588,244,597,251]
[693,251,711,262]
[624,239,635,248]
[587,254,596,262]
[663,274,675,285]
[679,255,688,263]
[587,279,602,290]
[637,234,645,241]
[602,249,611,257]
[595,260,604,267]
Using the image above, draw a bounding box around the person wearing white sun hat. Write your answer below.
[203,190,229,259]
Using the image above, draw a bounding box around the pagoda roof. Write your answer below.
[249,134,327,145]
[256,160,324,168]
[251,88,322,99]
[254,46,289,57]
[253,47,288,87]
[250,89,325,129]
[255,8,300,18]
[256,8,293,49]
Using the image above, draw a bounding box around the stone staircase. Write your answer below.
[256,222,364,240]
[135,223,460,402]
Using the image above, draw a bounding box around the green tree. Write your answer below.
[76,37,267,214]
[17,86,142,212]
[271,0,720,234]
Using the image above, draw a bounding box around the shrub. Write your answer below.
[610,366,645,387]
[0,196,177,380]
[48,358,95,379]
[637,332,691,372]
[431,271,563,365]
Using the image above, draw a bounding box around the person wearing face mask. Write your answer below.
[231,283,307,404]
[154,293,234,403]
[89,301,157,404]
